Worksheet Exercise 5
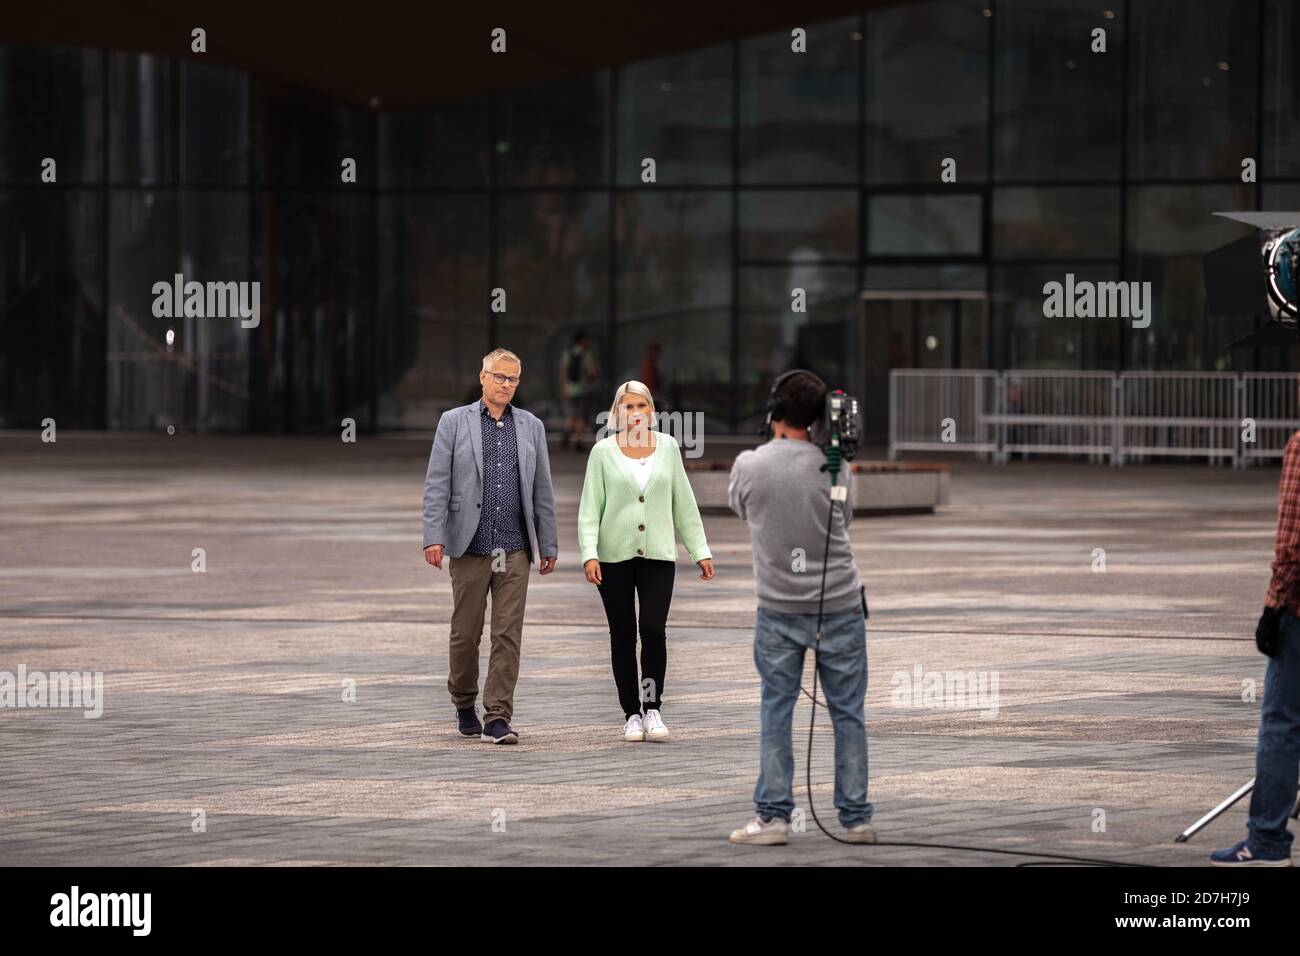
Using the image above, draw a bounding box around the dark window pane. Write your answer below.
[1127,184,1255,370]
[616,191,731,429]
[379,98,491,188]
[254,94,374,188]
[497,73,609,187]
[867,0,989,184]
[738,265,855,429]
[994,263,1120,368]
[108,190,178,428]
[1130,0,1259,179]
[740,17,859,184]
[994,187,1120,258]
[108,191,253,430]
[251,192,374,429]
[869,193,981,255]
[109,53,176,185]
[1264,0,1300,177]
[177,192,251,429]
[995,1,1122,180]
[181,62,249,185]
[496,192,609,422]
[377,195,489,428]
[0,48,103,184]
[0,190,104,428]
[739,190,857,261]
[616,44,733,186]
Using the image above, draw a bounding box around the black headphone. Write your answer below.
[763,368,816,434]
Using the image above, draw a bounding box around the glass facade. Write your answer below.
[2,0,1297,435]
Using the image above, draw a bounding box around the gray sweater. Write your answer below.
[728,438,863,616]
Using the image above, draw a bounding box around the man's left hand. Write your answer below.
[539,556,557,575]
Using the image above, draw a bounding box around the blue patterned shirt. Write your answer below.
[466,400,528,556]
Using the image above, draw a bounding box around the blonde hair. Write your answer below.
[482,348,522,373]
[608,380,656,432]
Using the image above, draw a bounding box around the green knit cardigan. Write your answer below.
[577,432,712,566]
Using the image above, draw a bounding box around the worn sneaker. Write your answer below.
[842,821,877,844]
[729,815,790,846]
[643,708,669,741]
[1210,839,1292,867]
[623,714,646,742]
[480,719,519,745]
[456,707,482,737]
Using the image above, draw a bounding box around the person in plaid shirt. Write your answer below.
[1212,430,1300,866]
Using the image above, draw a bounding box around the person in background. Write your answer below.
[560,329,598,452]
[578,380,715,742]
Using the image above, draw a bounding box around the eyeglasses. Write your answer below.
[487,372,521,386]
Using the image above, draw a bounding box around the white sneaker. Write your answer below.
[729,815,789,846]
[623,714,646,742]
[643,708,669,741]
[843,821,877,844]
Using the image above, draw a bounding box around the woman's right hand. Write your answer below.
[584,559,602,586]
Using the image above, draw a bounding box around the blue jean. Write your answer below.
[753,605,873,828]
[1247,610,1300,854]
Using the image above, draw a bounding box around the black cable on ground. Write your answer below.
[801,476,1145,867]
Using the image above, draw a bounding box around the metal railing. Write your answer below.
[889,369,1300,466]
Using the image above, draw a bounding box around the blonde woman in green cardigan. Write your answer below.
[579,380,715,741]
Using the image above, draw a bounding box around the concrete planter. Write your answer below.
[684,459,948,514]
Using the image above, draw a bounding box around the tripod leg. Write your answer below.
[1175,778,1254,843]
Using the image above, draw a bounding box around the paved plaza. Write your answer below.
[0,434,1285,866]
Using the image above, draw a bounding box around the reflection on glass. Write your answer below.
[867,0,988,183]
[617,44,733,186]
[0,191,104,427]
[380,99,490,188]
[496,192,609,423]
[1129,0,1258,180]
[616,191,731,428]
[740,190,857,261]
[995,0,1121,180]
[738,265,855,429]
[870,194,981,255]
[109,53,175,184]
[377,195,489,429]
[181,62,250,185]
[994,187,1120,258]
[498,74,609,187]
[741,17,859,184]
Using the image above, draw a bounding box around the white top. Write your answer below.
[616,438,658,492]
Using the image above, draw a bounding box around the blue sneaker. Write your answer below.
[480,719,519,745]
[1210,840,1293,867]
[456,707,482,737]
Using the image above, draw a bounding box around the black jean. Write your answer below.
[596,557,675,719]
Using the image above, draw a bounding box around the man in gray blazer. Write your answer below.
[422,348,558,744]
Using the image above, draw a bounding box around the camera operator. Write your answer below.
[726,370,876,846]
[1212,427,1300,867]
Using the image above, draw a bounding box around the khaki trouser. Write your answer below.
[447,549,530,724]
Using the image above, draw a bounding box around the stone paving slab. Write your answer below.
[0,435,1285,866]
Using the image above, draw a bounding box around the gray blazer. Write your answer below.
[421,401,558,563]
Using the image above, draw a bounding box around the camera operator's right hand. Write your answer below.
[424,544,445,570]
[1256,604,1282,657]
[584,559,602,586]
